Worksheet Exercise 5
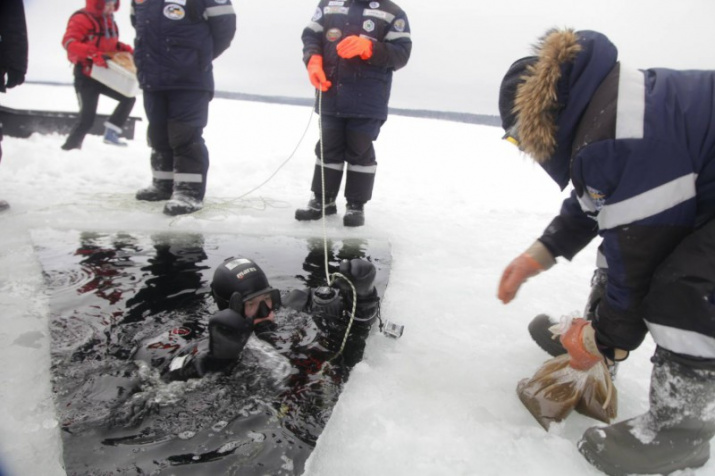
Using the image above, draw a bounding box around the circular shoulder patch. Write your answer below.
[163,4,186,21]
[326,28,343,42]
[394,19,406,32]
[370,1,380,8]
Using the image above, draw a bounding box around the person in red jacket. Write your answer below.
[61,0,135,151]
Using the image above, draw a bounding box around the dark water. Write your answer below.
[33,230,391,476]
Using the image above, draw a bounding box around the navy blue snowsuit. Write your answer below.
[301,0,411,204]
[529,31,715,360]
[130,0,236,202]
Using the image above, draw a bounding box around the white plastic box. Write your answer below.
[90,59,140,98]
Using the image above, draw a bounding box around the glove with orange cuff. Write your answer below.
[336,35,373,60]
[306,55,331,92]
[498,241,555,304]
[560,318,629,370]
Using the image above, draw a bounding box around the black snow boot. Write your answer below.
[343,202,365,227]
[578,347,715,475]
[295,195,337,221]
[163,192,203,216]
[0,199,9,212]
[528,268,608,357]
[136,181,173,202]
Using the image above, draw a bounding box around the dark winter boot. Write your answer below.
[61,136,83,151]
[295,195,337,221]
[0,199,9,212]
[343,202,365,227]
[163,192,203,216]
[578,347,715,475]
[528,268,608,357]
[136,181,173,202]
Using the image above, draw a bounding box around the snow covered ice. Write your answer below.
[2,0,715,474]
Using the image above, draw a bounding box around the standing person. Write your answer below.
[295,0,412,227]
[0,0,28,212]
[497,28,715,475]
[131,0,236,216]
[61,0,136,150]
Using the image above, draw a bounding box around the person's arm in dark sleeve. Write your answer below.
[367,11,411,71]
[204,0,236,59]
[538,190,599,260]
[0,0,29,89]
[301,2,325,65]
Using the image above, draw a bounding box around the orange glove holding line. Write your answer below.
[307,55,331,92]
[336,36,373,60]
[497,241,555,304]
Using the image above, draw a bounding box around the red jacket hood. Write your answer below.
[84,0,120,15]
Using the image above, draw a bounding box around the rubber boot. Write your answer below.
[578,347,715,475]
[136,180,173,201]
[528,268,608,357]
[0,199,9,212]
[295,194,337,221]
[163,191,203,216]
[343,202,365,227]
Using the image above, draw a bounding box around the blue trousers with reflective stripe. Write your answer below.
[143,90,211,199]
[310,115,384,204]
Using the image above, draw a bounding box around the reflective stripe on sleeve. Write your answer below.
[646,321,715,359]
[385,31,411,41]
[598,173,697,230]
[616,65,645,140]
[205,5,235,18]
[305,21,323,33]
[174,173,204,184]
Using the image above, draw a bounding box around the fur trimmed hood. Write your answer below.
[502,29,618,189]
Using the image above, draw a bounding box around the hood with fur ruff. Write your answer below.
[506,29,618,189]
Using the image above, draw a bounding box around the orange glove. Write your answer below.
[498,253,544,304]
[560,318,604,370]
[336,36,373,60]
[307,55,331,92]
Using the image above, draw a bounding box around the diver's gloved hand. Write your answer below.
[498,240,555,304]
[209,309,253,360]
[165,351,209,381]
[338,258,377,297]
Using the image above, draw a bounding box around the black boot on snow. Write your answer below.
[295,196,337,221]
[343,202,365,227]
[163,192,203,216]
[528,314,567,357]
[136,184,172,202]
[578,347,715,476]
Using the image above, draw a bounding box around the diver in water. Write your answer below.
[132,256,386,381]
[132,256,280,381]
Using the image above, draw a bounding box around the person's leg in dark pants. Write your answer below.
[579,219,715,475]
[342,118,383,227]
[99,83,136,146]
[162,90,211,216]
[295,114,346,221]
[62,71,101,151]
[136,91,174,201]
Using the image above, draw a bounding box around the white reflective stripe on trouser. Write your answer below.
[153,171,174,180]
[315,159,344,172]
[347,164,377,174]
[174,173,204,184]
[646,321,715,359]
